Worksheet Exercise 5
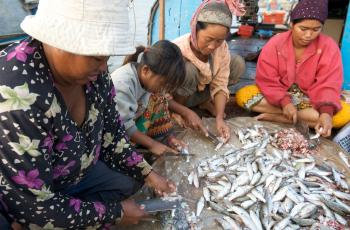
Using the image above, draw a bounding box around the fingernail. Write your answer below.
[140,204,145,209]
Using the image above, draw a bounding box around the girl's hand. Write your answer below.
[149,141,178,156]
[282,103,297,123]
[120,199,147,225]
[216,118,230,143]
[145,171,176,196]
[315,113,333,137]
[183,110,208,136]
[171,113,187,128]
[167,136,188,152]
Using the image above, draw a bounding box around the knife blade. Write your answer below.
[295,119,309,138]
[137,148,194,158]
[295,120,319,149]
[136,198,181,213]
[205,131,221,146]
[163,152,195,157]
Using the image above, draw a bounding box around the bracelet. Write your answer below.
[145,168,153,177]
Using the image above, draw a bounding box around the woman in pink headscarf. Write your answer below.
[172,0,246,142]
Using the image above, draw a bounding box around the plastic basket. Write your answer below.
[263,12,285,24]
[333,122,350,153]
[237,25,254,38]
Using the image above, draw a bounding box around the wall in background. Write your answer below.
[108,0,156,72]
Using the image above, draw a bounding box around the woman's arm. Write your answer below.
[214,91,226,120]
[168,99,207,135]
[255,37,291,107]
[130,130,177,155]
[214,91,230,142]
[209,42,230,101]
[307,38,343,115]
[130,130,156,149]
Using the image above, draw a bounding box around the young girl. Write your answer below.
[111,40,188,156]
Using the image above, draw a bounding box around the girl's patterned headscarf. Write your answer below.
[190,0,246,50]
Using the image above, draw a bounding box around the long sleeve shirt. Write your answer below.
[256,31,343,115]
[172,34,231,100]
[111,63,151,137]
[0,38,152,229]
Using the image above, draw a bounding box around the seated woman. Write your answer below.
[236,0,350,137]
[172,0,246,142]
[0,0,175,228]
[111,40,187,157]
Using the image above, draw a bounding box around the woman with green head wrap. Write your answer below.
[172,0,246,142]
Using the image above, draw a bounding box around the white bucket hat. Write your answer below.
[20,0,136,56]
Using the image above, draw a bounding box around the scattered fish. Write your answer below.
[185,125,350,229]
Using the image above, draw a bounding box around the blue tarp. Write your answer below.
[341,7,350,90]
[0,0,34,46]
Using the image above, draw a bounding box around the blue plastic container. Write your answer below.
[341,7,350,90]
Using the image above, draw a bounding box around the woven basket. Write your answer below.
[333,122,350,153]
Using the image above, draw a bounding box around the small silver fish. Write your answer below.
[222,216,242,230]
[203,187,211,201]
[274,217,290,230]
[291,218,316,227]
[241,199,256,209]
[187,171,194,185]
[227,185,253,201]
[298,203,317,219]
[193,171,199,188]
[339,151,350,168]
[249,210,263,230]
[196,196,205,217]
[215,217,232,230]
[228,205,258,230]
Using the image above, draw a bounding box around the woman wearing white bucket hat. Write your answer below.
[0,0,175,229]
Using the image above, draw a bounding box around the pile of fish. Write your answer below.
[187,125,350,229]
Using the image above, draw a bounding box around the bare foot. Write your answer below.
[255,113,292,124]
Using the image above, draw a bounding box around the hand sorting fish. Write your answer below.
[184,125,350,229]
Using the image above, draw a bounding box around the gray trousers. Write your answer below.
[176,54,245,107]
[64,161,142,202]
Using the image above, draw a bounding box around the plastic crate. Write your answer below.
[237,25,254,38]
[333,122,350,153]
[263,12,285,24]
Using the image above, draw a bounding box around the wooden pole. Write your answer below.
[159,0,165,40]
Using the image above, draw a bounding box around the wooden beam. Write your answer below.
[159,0,165,40]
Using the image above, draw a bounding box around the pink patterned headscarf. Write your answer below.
[190,0,246,50]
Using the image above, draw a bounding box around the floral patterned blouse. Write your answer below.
[0,38,152,229]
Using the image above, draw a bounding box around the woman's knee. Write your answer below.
[229,54,246,85]
[175,61,199,97]
[0,213,11,230]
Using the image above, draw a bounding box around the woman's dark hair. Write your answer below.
[292,18,324,25]
[196,21,229,35]
[123,40,185,93]
[196,21,210,32]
